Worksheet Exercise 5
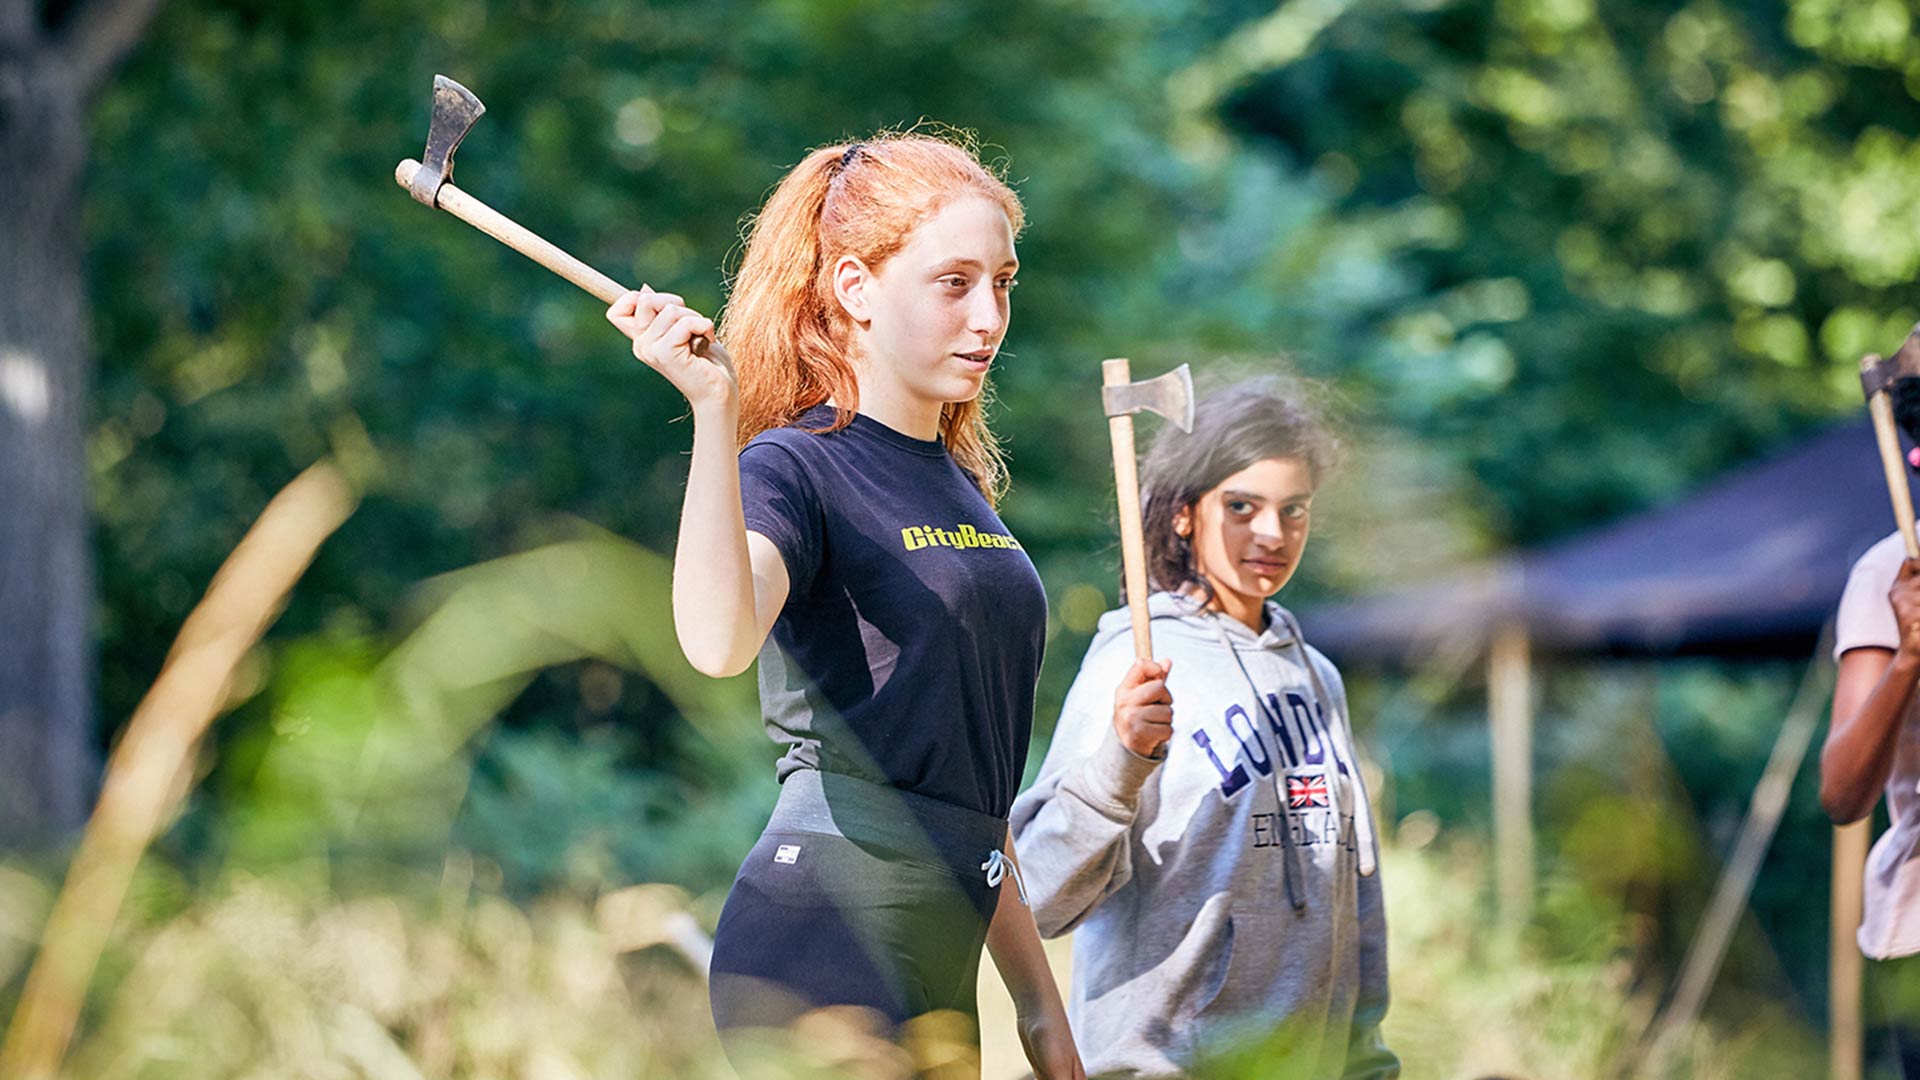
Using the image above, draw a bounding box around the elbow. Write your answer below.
[1819,766,1872,826]
[685,655,730,679]
[680,637,754,679]
[685,649,752,680]
[1821,785,1870,827]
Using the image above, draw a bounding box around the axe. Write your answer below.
[395,75,708,356]
[1102,359,1195,661]
[1860,324,1920,558]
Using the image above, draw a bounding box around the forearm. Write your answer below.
[985,841,1069,1016]
[1823,650,1920,822]
[1011,730,1154,937]
[671,402,759,676]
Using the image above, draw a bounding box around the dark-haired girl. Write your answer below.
[1823,378,1920,1076]
[1011,377,1397,1078]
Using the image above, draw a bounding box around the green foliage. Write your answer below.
[1377,830,1824,1079]
[456,724,771,897]
[166,530,764,898]
[1203,0,1920,539]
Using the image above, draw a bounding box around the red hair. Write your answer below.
[718,130,1026,504]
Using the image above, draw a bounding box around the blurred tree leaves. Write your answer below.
[1209,0,1920,539]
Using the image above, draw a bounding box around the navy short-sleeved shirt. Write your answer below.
[739,405,1048,819]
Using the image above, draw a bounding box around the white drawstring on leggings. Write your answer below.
[981,848,1030,906]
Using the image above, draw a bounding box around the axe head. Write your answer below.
[409,75,486,207]
[1861,322,1920,402]
[1102,362,1194,432]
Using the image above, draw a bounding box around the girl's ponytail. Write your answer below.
[720,147,851,451]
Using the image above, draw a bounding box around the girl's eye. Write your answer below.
[996,277,1019,291]
[1282,504,1310,520]
[1226,500,1254,515]
[943,276,970,289]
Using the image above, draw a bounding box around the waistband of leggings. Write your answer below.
[768,769,1008,867]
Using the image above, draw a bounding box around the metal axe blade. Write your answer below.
[1101,363,1194,432]
[409,75,486,207]
[1860,322,1920,402]
[1859,322,1920,559]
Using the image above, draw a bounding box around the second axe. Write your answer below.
[1102,359,1195,661]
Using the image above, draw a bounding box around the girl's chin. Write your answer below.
[1237,573,1290,598]
[930,376,987,403]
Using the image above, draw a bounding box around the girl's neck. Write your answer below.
[854,383,943,441]
[1184,583,1268,634]
[845,346,945,441]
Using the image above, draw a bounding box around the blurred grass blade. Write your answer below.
[0,461,356,1080]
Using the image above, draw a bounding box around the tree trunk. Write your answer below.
[0,8,98,841]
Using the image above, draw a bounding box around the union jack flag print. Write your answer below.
[1287,772,1329,809]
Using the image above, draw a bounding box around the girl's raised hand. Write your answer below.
[1111,658,1174,760]
[606,286,737,417]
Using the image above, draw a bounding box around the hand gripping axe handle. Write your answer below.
[395,75,708,357]
[1861,324,1920,558]
[1102,360,1195,661]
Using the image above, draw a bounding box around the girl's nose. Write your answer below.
[968,285,1006,337]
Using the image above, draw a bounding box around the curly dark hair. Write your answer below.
[1132,375,1340,604]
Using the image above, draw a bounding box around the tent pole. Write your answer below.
[1637,637,1835,1075]
[1832,818,1869,1080]
[1489,620,1534,932]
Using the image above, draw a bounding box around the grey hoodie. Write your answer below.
[1010,593,1397,1079]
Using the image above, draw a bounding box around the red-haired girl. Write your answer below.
[607,133,1080,1077]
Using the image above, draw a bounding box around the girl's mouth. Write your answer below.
[955,349,995,371]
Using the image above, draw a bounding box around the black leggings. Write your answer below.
[709,828,996,1033]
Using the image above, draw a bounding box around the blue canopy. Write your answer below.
[1303,418,1909,664]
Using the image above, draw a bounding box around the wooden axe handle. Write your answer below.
[395,159,708,356]
[1864,353,1920,557]
[1104,358,1154,662]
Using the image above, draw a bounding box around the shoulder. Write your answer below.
[743,423,826,458]
[1073,616,1138,678]
[1075,597,1226,684]
[1849,530,1908,583]
[1279,605,1347,691]
[741,425,833,483]
[1301,642,1347,694]
[1836,531,1906,659]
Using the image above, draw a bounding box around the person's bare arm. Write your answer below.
[1821,558,1920,823]
[985,840,1085,1080]
[608,287,787,676]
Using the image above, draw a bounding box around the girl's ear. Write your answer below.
[833,255,873,323]
[1173,506,1192,539]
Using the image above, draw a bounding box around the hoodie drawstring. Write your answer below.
[1212,619,1310,913]
[1274,609,1379,879]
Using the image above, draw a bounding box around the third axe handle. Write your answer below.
[395,159,708,356]
[1104,358,1154,662]
[1865,354,1920,558]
